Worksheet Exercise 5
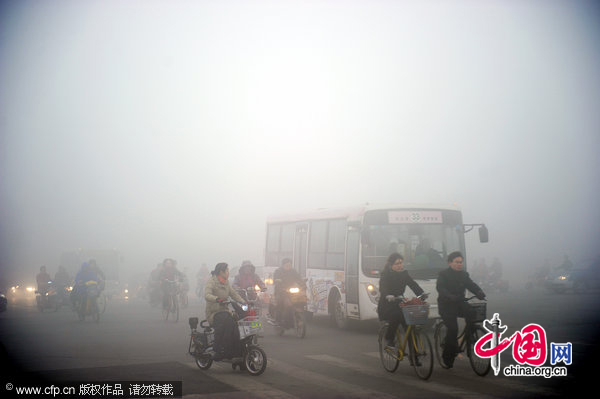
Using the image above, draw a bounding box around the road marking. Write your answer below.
[183,361,298,399]
[307,354,494,399]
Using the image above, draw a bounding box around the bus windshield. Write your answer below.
[362,211,464,279]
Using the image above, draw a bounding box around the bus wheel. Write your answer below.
[330,291,348,329]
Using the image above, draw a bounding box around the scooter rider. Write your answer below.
[273,258,304,326]
[71,262,100,308]
[436,251,486,369]
[204,263,247,361]
[54,265,71,303]
[88,259,106,293]
[233,260,267,298]
[36,265,52,294]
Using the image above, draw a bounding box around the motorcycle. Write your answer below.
[236,286,265,315]
[76,280,101,322]
[179,279,189,309]
[0,291,7,312]
[267,282,308,338]
[187,300,267,376]
[56,284,72,308]
[35,281,59,312]
[477,277,509,294]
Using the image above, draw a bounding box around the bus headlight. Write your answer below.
[365,284,380,305]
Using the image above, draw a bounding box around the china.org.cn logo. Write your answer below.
[474,313,571,378]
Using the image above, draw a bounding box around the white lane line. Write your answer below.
[183,361,298,399]
[307,354,495,399]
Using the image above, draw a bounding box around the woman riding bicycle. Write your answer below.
[436,251,486,368]
[377,253,425,347]
[204,262,246,361]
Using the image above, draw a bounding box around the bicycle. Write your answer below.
[97,292,107,314]
[378,294,434,380]
[433,296,491,376]
[76,280,100,323]
[162,279,180,322]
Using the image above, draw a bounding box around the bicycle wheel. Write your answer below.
[97,294,107,314]
[467,325,491,376]
[433,321,450,369]
[410,328,434,380]
[294,311,306,338]
[378,324,399,373]
[163,296,171,321]
[172,295,179,322]
[92,299,100,323]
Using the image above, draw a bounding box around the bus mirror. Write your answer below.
[479,225,489,243]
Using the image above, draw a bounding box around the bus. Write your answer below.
[263,204,488,328]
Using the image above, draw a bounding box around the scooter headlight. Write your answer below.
[289,287,300,294]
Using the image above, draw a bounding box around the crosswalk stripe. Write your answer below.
[183,361,298,399]
[306,354,495,399]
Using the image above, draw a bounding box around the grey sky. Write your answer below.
[1,0,599,284]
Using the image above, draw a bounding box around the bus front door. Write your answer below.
[294,224,308,278]
[345,228,360,318]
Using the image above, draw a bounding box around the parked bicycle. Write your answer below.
[433,296,491,376]
[378,294,434,380]
[162,279,180,322]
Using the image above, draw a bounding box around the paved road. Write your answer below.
[1,288,597,398]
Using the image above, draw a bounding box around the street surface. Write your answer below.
[1,287,597,398]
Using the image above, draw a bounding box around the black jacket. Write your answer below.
[436,267,484,305]
[273,267,304,295]
[377,269,424,320]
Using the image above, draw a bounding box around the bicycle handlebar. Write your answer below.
[386,292,430,302]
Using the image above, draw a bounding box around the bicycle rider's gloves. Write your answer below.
[216,298,225,303]
[386,295,396,302]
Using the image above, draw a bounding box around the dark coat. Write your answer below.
[436,267,484,304]
[273,267,303,295]
[377,269,424,320]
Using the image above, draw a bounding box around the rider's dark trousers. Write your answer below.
[382,307,407,341]
[213,312,241,358]
[439,301,473,362]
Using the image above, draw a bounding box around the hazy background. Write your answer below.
[1,0,599,287]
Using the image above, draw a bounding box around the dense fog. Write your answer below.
[1,0,599,289]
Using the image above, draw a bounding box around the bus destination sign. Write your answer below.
[388,211,443,224]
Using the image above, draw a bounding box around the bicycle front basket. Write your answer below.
[238,316,262,339]
[469,302,487,322]
[401,304,430,325]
